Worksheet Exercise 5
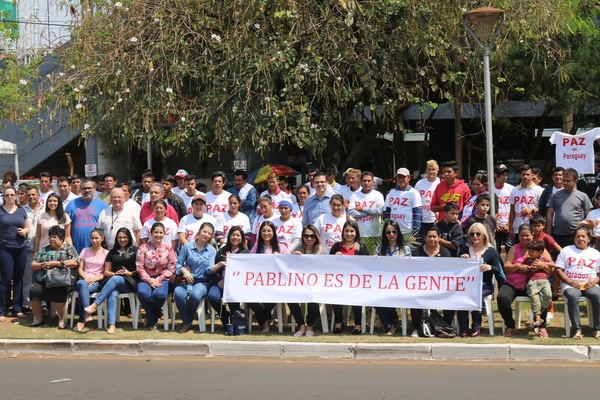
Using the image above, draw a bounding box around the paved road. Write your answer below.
[1,356,598,400]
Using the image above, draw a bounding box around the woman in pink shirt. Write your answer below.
[73,229,109,332]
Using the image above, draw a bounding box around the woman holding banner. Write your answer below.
[374,220,411,335]
[330,220,370,334]
[248,221,289,332]
[498,224,553,338]
[289,224,327,336]
[410,225,451,337]
[457,223,505,337]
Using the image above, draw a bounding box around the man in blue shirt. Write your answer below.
[302,172,331,226]
[65,178,108,252]
[228,170,258,225]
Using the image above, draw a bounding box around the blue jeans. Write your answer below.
[93,276,134,325]
[75,279,100,322]
[375,307,398,330]
[0,245,28,315]
[174,279,211,325]
[207,284,240,325]
[137,279,170,326]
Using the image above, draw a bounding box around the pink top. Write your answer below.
[79,247,109,278]
[136,241,176,283]
[250,242,289,254]
[504,244,529,290]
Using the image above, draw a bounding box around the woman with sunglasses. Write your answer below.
[289,224,327,336]
[456,223,505,337]
[330,220,370,334]
[373,220,411,335]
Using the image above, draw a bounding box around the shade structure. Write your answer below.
[0,139,20,179]
[249,164,299,184]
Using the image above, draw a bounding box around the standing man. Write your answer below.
[23,185,43,311]
[338,168,362,204]
[98,173,117,205]
[38,171,54,208]
[56,176,78,210]
[302,172,331,226]
[120,183,142,216]
[493,164,515,253]
[180,174,200,214]
[538,166,564,218]
[414,160,440,239]
[349,171,385,241]
[177,193,216,245]
[139,183,179,225]
[325,167,342,193]
[96,188,142,248]
[508,164,544,241]
[430,160,471,222]
[384,168,422,237]
[69,174,82,197]
[65,179,108,253]
[173,169,189,198]
[133,172,155,206]
[228,170,257,225]
[205,171,231,219]
[546,168,592,248]
[161,175,187,221]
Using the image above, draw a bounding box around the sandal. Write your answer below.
[538,328,549,338]
[594,330,600,340]
[503,328,517,337]
[573,329,583,340]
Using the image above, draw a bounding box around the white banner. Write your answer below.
[223,254,483,311]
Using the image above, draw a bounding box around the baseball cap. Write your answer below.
[191,193,206,204]
[494,164,508,174]
[395,167,410,177]
[175,169,189,178]
[278,200,293,209]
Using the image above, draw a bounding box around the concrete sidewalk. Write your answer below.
[2,339,599,362]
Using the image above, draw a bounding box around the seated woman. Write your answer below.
[136,222,176,330]
[73,229,109,332]
[555,226,600,339]
[498,224,554,338]
[30,225,79,328]
[248,220,289,332]
[289,224,328,337]
[330,220,370,335]
[207,226,249,330]
[374,220,411,335]
[174,222,217,333]
[456,223,506,337]
[84,228,138,334]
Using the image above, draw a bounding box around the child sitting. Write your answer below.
[525,240,553,327]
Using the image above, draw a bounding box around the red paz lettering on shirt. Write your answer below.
[562,137,586,146]
[419,190,434,199]
[276,225,294,235]
[566,257,596,268]
[355,200,376,208]
[187,229,200,240]
[206,204,227,213]
[498,195,510,205]
[389,197,409,206]
[325,224,342,233]
[513,195,534,205]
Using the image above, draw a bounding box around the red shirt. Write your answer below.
[431,179,471,222]
[339,244,356,255]
[140,202,180,226]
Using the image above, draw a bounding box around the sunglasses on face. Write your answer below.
[469,232,482,237]
[303,234,316,239]
[385,230,398,235]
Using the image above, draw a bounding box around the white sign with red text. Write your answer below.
[223,254,483,310]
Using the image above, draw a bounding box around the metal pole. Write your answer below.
[482,47,495,217]
[147,138,152,170]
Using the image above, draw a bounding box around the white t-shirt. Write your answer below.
[251,213,278,239]
[384,187,422,234]
[39,190,54,208]
[348,189,385,237]
[177,213,217,243]
[556,245,600,292]
[214,211,251,239]
[509,184,544,233]
[461,194,478,224]
[124,198,141,217]
[204,191,230,219]
[272,216,302,249]
[60,192,78,211]
[180,190,203,215]
[414,177,440,224]
[172,187,185,198]
[338,185,361,202]
[291,203,304,221]
[494,183,514,227]
[550,128,600,174]
[314,213,351,251]
[140,217,178,246]
[587,208,600,237]
[258,189,292,210]
[96,205,142,248]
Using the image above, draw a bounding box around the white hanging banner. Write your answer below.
[223,254,483,311]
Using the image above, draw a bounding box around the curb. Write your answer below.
[2,339,600,361]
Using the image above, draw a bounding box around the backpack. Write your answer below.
[420,310,456,338]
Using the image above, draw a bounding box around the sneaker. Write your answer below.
[411,329,419,338]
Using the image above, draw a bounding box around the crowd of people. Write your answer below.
[0,158,599,339]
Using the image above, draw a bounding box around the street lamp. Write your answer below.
[462,7,505,217]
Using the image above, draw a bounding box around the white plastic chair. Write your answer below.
[69,291,103,329]
[369,307,407,336]
[247,303,286,333]
[103,292,139,330]
[330,305,367,333]
[483,294,495,336]
[136,293,175,330]
[196,297,216,332]
[563,295,594,337]
[290,303,329,333]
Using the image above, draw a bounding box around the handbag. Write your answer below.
[45,267,73,288]
[419,310,456,338]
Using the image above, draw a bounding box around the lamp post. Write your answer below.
[462,7,505,217]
